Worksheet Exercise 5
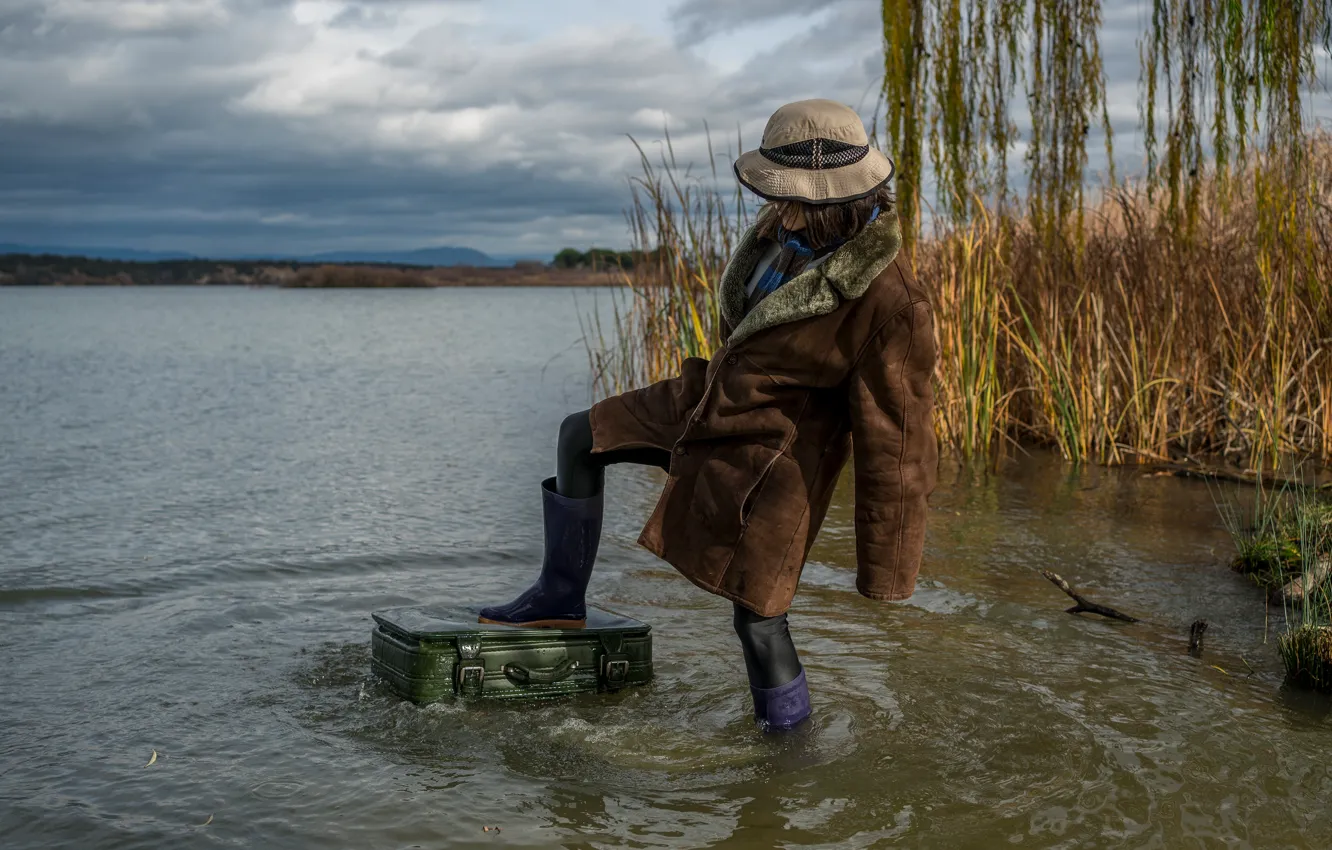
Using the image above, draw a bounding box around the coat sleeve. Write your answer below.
[846,299,939,601]
[588,356,711,454]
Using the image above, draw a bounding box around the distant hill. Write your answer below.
[284,246,500,266]
[0,242,505,267]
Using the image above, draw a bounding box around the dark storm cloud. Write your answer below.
[721,2,886,108]
[670,0,846,48]
[328,4,395,29]
[328,0,477,30]
[0,114,622,256]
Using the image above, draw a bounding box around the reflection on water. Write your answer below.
[1,286,1329,848]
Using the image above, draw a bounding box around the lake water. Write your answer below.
[2,286,1329,849]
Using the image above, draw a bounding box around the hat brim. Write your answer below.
[733,147,896,205]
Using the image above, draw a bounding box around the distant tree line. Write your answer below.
[0,254,304,286]
[285,265,432,287]
[0,249,667,284]
[551,247,660,271]
[0,253,623,287]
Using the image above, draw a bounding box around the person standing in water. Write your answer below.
[479,99,939,730]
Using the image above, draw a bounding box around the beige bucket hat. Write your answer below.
[733,98,895,204]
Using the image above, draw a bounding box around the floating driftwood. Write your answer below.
[1269,555,1332,605]
[1143,462,1331,491]
[1040,571,1140,623]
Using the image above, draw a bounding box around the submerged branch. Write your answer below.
[1189,619,1208,658]
[1040,570,1141,623]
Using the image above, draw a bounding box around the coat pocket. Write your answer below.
[739,451,784,527]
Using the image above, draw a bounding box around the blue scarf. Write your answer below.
[748,205,881,307]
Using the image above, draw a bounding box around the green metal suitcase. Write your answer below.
[370,605,653,704]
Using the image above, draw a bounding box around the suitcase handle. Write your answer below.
[501,658,579,685]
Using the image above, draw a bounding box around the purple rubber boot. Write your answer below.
[751,667,812,730]
[477,476,603,628]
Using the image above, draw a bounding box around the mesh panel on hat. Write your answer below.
[758,138,869,171]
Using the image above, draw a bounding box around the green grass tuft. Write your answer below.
[1279,625,1332,692]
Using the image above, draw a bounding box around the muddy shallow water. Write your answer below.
[2,286,1328,849]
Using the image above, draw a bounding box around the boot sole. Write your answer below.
[476,615,587,629]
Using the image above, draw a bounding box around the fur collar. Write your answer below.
[717,212,903,346]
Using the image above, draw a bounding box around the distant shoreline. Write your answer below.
[0,254,627,288]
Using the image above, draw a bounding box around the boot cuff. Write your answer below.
[541,476,605,518]
[750,667,811,730]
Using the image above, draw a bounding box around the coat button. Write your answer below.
[725,353,738,365]
[674,445,687,455]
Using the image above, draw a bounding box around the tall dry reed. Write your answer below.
[583,129,747,395]
[590,130,1332,470]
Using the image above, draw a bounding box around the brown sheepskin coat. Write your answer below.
[588,211,938,616]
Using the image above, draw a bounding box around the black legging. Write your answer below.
[555,410,670,499]
[556,410,802,689]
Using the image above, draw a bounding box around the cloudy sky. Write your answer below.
[1,0,1328,260]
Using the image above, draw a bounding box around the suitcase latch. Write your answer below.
[601,655,630,689]
[455,661,486,695]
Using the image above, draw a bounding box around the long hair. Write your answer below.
[752,184,897,249]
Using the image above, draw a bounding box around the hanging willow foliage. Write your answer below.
[882,0,929,264]
[883,0,1114,256]
[1025,0,1115,263]
[1140,0,1332,243]
[884,0,1331,256]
